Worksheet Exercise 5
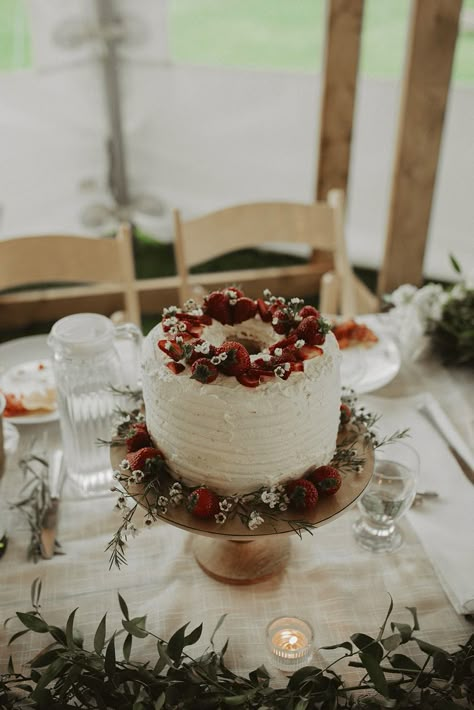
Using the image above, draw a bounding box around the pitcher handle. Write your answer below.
[114,322,143,391]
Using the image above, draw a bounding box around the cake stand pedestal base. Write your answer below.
[193,536,290,585]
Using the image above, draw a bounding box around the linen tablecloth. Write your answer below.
[0,348,473,681]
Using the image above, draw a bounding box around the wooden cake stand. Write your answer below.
[111,431,374,585]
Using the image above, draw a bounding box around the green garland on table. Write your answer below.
[1,581,472,709]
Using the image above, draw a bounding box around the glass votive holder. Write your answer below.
[266,616,314,673]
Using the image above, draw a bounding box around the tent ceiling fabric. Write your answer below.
[0,0,471,282]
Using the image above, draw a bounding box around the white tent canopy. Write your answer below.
[1,0,472,281]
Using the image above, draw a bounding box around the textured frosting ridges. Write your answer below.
[142,320,341,495]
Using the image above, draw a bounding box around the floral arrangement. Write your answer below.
[106,390,407,570]
[387,257,474,366]
[157,287,331,387]
[1,581,472,709]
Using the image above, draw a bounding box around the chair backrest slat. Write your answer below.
[0,224,141,326]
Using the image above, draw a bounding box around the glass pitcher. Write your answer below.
[48,313,142,498]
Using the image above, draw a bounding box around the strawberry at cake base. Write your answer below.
[142,314,341,496]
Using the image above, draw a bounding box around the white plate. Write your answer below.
[0,334,58,424]
[339,314,401,394]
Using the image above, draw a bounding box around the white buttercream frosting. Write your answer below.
[142,318,341,495]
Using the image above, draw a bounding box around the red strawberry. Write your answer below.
[249,365,275,380]
[296,316,326,346]
[191,358,219,384]
[126,446,164,476]
[216,341,251,376]
[126,423,152,452]
[286,479,319,510]
[299,305,320,320]
[203,291,233,325]
[185,339,217,364]
[236,370,260,387]
[257,298,273,323]
[271,308,295,335]
[339,403,352,426]
[268,334,297,353]
[295,345,323,361]
[166,361,186,375]
[186,487,220,518]
[290,361,305,373]
[158,339,184,362]
[308,465,342,496]
[233,297,258,324]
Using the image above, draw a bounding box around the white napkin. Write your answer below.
[363,393,474,615]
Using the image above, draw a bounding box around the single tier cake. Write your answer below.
[142,288,341,495]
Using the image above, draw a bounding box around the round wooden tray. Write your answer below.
[111,428,373,584]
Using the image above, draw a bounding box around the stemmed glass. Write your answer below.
[352,441,419,553]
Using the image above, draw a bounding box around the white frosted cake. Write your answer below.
[142,288,341,496]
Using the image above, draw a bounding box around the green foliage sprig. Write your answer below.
[1,582,472,709]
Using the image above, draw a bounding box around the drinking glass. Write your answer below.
[352,441,419,553]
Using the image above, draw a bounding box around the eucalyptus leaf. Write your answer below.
[104,635,116,676]
[351,633,383,662]
[122,618,148,639]
[210,613,227,647]
[390,622,412,643]
[118,592,130,620]
[167,623,188,663]
[123,633,133,662]
[414,638,446,656]
[16,612,49,634]
[94,613,107,655]
[320,641,353,653]
[381,633,401,652]
[389,653,421,672]
[405,606,420,631]
[359,651,389,697]
[65,608,79,650]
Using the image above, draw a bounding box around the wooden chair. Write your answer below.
[174,189,372,317]
[0,223,141,328]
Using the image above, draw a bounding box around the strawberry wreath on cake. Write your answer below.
[107,288,406,567]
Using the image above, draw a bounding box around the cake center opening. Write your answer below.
[226,336,262,355]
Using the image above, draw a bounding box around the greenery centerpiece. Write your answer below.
[1,581,472,709]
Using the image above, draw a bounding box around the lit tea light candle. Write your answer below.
[266,616,314,672]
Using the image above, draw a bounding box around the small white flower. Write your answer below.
[278,297,286,304]
[219,499,233,512]
[218,352,228,362]
[274,348,283,357]
[261,353,271,362]
[261,490,272,504]
[184,298,198,311]
[113,469,121,480]
[164,341,172,351]
[295,339,305,348]
[294,314,303,322]
[176,336,184,344]
[248,511,264,530]
[272,317,279,325]
[157,496,168,513]
[291,297,301,304]
[279,502,288,512]
[134,470,145,483]
[274,366,286,379]
[284,363,291,371]
[263,289,272,298]
[178,322,187,332]
[169,326,179,335]
[120,459,131,471]
[211,356,221,365]
[215,512,227,524]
